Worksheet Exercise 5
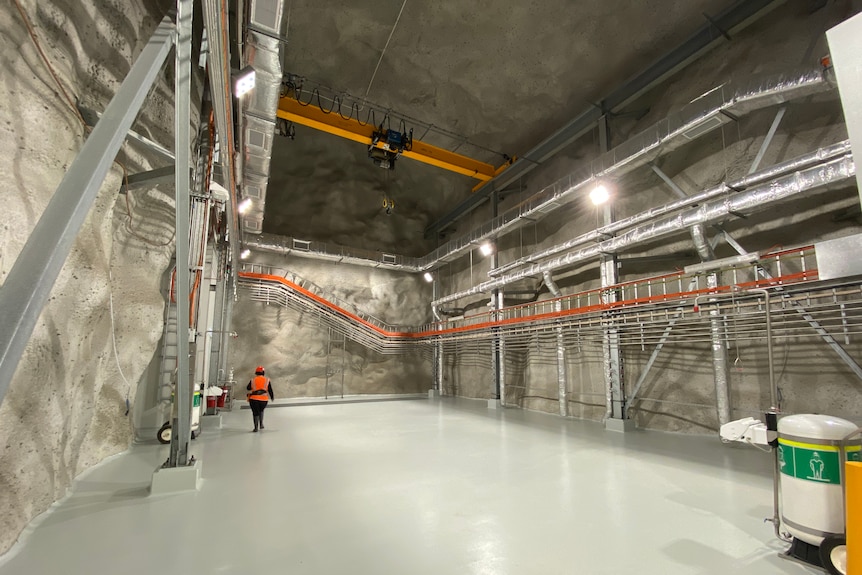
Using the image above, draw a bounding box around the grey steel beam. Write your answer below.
[169,0,194,468]
[120,165,176,194]
[424,0,782,238]
[80,105,176,162]
[0,16,174,409]
[651,164,688,200]
[748,107,786,174]
[627,318,680,407]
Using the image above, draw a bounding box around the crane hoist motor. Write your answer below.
[368,128,413,170]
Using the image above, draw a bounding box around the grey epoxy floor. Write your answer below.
[0,397,817,575]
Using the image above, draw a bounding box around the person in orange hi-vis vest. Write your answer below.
[246,366,274,432]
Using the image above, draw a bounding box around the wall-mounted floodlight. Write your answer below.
[233,66,256,97]
[240,249,251,259]
[479,242,494,257]
[238,197,252,214]
[423,272,434,283]
[589,184,610,206]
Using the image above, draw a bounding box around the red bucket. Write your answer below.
[206,396,217,409]
[216,393,226,408]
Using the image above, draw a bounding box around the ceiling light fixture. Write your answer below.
[423,272,434,283]
[589,184,610,206]
[240,249,251,259]
[479,242,494,257]
[233,66,256,97]
[238,197,252,214]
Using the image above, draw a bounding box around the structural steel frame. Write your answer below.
[0,16,175,409]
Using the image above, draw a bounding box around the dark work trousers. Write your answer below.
[249,399,268,428]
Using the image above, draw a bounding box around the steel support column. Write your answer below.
[490,192,503,404]
[496,289,505,405]
[598,116,625,420]
[432,281,443,393]
[169,0,194,467]
[748,107,786,174]
[0,15,174,409]
[601,255,624,420]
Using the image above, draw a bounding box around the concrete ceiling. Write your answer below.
[263,0,733,254]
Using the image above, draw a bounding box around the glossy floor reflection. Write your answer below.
[0,397,816,574]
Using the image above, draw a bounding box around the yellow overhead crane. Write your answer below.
[275,95,512,189]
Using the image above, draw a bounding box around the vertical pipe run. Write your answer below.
[170,0,194,468]
[543,272,568,417]
[707,272,731,426]
[691,222,731,426]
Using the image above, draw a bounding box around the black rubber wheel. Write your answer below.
[157,422,172,444]
[820,535,847,575]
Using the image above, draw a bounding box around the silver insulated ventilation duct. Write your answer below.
[239,0,286,234]
[433,153,856,306]
[416,68,833,271]
[247,69,833,270]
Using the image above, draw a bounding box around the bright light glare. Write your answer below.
[590,184,610,206]
[238,198,252,214]
[234,68,256,97]
[479,242,494,257]
[240,249,251,259]
[423,272,434,283]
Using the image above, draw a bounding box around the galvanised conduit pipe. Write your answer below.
[434,153,856,307]
[491,140,851,277]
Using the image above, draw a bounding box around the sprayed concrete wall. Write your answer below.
[0,0,175,555]
[441,3,862,432]
[231,254,432,399]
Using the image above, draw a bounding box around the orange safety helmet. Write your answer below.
[255,365,265,375]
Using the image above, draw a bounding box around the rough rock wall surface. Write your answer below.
[0,0,173,554]
[231,255,431,398]
[442,3,862,431]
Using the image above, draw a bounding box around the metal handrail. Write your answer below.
[239,245,817,339]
